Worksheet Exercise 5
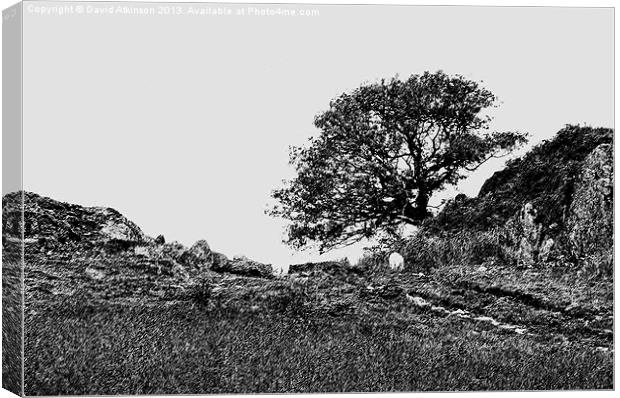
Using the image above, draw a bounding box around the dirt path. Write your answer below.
[360,270,613,353]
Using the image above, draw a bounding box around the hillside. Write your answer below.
[2,126,614,394]
[427,125,613,233]
[418,125,613,273]
[3,192,275,306]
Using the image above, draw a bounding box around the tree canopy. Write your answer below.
[269,71,528,251]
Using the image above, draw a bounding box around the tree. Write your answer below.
[269,71,528,251]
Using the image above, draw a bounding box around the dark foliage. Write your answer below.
[270,71,527,251]
[189,279,213,305]
[289,260,362,276]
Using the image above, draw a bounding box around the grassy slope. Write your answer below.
[25,302,612,395]
[2,243,22,395]
[24,260,613,394]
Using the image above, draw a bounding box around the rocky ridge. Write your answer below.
[2,191,274,307]
[503,141,613,267]
[422,126,614,271]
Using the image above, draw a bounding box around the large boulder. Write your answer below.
[4,192,149,248]
[505,202,555,266]
[515,202,542,265]
[566,143,613,260]
[504,143,613,268]
[211,252,231,269]
[160,241,187,260]
[179,240,213,269]
[98,213,146,243]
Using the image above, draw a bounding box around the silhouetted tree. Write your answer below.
[270,71,528,251]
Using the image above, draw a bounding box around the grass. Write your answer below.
[359,227,519,274]
[2,245,22,396]
[24,294,613,395]
[19,207,614,395]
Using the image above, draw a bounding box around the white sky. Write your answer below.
[20,2,613,270]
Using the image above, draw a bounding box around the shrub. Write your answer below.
[578,250,613,279]
[396,228,519,272]
[356,248,388,273]
[359,226,520,273]
[188,278,213,305]
[268,278,316,317]
[399,234,443,272]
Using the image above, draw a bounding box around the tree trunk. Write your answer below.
[403,191,431,224]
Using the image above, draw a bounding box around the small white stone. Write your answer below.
[406,295,430,307]
[431,305,447,313]
[475,316,500,326]
[499,324,517,330]
[388,252,404,271]
[85,267,105,280]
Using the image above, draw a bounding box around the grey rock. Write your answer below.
[505,202,543,266]
[161,241,187,260]
[538,238,555,262]
[212,253,273,278]
[85,267,106,281]
[212,252,231,269]
[180,240,213,269]
[567,143,613,259]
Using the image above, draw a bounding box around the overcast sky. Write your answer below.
[21,2,613,270]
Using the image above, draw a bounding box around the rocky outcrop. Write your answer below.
[423,127,613,271]
[212,255,274,278]
[3,191,148,248]
[505,202,553,266]
[212,252,231,270]
[160,241,187,259]
[3,191,278,307]
[179,240,213,269]
[426,126,613,234]
[98,210,146,242]
[566,144,613,264]
[500,142,613,268]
